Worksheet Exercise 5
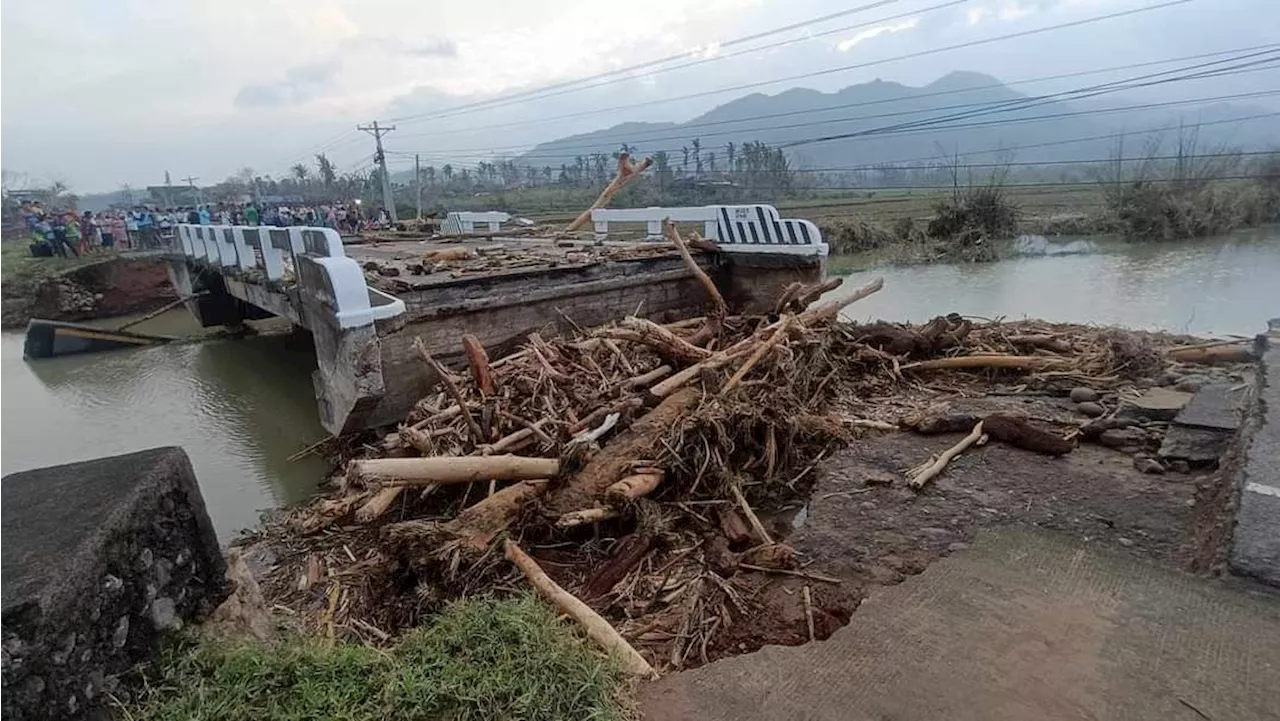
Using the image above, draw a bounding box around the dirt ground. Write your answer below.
[673,393,1240,665]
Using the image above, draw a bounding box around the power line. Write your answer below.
[388,53,1278,159]
[388,0,1196,137]
[391,42,1279,143]
[408,86,1280,165]
[384,0,958,125]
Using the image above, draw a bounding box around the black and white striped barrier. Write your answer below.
[591,204,827,256]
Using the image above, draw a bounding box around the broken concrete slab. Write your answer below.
[1159,425,1232,465]
[1,448,227,720]
[1174,382,1247,431]
[1118,387,1193,422]
[641,529,1280,721]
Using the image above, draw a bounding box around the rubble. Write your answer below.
[236,229,1262,672]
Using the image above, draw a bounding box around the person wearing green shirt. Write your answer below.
[244,204,260,226]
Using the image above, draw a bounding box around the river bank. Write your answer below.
[11,228,1272,719]
[0,243,177,329]
[151,301,1266,721]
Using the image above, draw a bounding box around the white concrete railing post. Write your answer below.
[174,223,405,328]
[441,211,511,235]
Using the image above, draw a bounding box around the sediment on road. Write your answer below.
[227,222,1264,676]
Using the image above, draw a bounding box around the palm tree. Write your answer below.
[291,163,310,183]
[691,138,702,176]
[442,164,454,183]
[315,154,336,187]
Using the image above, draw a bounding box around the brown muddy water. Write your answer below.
[1,314,328,542]
[2,228,1276,541]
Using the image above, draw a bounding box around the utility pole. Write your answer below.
[181,175,201,206]
[357,121,397,223]
[414,153,422,220]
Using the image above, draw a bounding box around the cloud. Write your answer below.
[836,17,920,52]
[409,37,458,58]
[234,59,340,108]
[967,1,1038,25]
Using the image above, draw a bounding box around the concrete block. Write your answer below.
[2,448,227,720]
[1175,382,1246,431]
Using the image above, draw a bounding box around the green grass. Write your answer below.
[127,595,625,721]
[0,240,116,297]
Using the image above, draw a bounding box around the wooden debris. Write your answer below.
[565,153,654,232]
[556,507,619,528]
[901,355,1073,372]
[981,414,1074,456]
[908,421,985,489]
[1166,343,1256,364]
[461,334,496,397]
[350,455,559,485]
[413,337,484,444]
[605,471,665,504]
[504,539,658,678]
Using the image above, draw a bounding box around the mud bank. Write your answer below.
[1,257,176,329]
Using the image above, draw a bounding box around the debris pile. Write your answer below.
[243,221,1261,671]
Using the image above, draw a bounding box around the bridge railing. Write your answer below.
[590,204,828,257]
[172,224,405,329]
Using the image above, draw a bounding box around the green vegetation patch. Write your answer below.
[129,595,624,721]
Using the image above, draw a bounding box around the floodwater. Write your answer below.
[1,228,1276,542]
[0,314,329,543]
[829,227,1280,337]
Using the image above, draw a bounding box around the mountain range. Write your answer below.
[512,71,1276,171]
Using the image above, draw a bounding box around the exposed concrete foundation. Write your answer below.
[1,448,227,720]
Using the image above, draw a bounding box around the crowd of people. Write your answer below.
[16,199,384,259]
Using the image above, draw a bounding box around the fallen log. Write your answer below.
[461,334,496,397]
[565,153,654,232]
[614,317,712,364]
[504,539,658,678]
[900,355,1073,372]
[355,485,405,523]
[605,471,664,504]
[800,276,884,323]
[350,455,559,485]
[622,364,673,391]
[545,388,699,515]
[792,277,844,310]
[663,219,726,321]
[981,414,1074,456]
[426,481,548,551]
[585,533,655,598]
[1166,343,1256,364]
[1007,334,1072,354]
[908,421,985,489]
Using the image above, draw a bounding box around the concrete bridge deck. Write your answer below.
[641,527,1280,721]
[154,204,829,434]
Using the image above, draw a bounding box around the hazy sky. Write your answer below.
[2,0,1276,192]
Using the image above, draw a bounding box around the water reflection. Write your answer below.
[2,315,328,543]
[828,228,1279,336]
